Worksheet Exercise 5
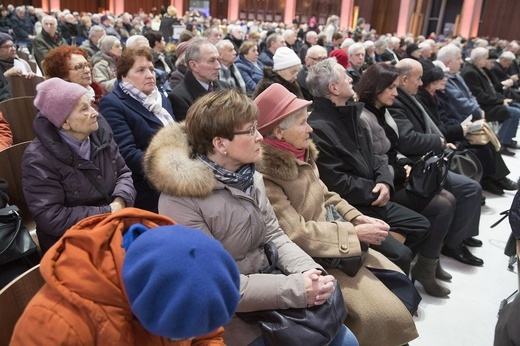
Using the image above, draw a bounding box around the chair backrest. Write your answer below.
[0,141,32,227]
[0,265,44,346]
[16,50,30,62]
[27,60,37,74]
[6,75,44,98]
[0,96,37,144]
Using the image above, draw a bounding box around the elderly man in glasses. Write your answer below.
[296,45,328,101]
[0,33,36,79]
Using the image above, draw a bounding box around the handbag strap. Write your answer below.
[81,170,112,204]
[0,208,22,256]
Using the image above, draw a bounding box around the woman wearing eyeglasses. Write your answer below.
[43,45,104,108]
[99,47,175,213]
[22,78,135,254]
[144,89,358,346]
[92,35,122,93]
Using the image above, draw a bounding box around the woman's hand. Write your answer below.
[351,215,390,231]
[354,223,389,245]
[303,269,336,307]
[110,197,126,213]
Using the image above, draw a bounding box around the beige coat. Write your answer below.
[143,123,325,346]
[257,141,418,346]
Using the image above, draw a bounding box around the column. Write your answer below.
[42,0,61,13]
[459,0,483,38]
[397,0,412,36]
[284,0,296,25]
[174,0,184,16]
[228,0,239,21]
[339,0,354,30]
[109,0,124,15]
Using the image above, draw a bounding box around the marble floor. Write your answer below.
[411,151,519,345]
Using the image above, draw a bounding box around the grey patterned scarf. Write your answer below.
[198,154,255,194]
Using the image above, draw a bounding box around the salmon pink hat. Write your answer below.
[254,83,311,136]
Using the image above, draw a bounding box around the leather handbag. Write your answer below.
[449,149,483,182]
[238,242,348,346]
[313,204,368,277]
[405,149,454,198]
[0,205,38,265]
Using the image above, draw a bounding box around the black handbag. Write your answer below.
[313,204,368,277]
[0,205,41,289]
[405,149,454,198]
[238,242,348,346]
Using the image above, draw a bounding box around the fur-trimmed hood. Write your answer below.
[143,122,217,198]
[256,140,318,181]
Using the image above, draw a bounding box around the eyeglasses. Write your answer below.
[309,56,327,61]
[0,44,15,50]
[70,62,92,71]
[233,121,258,137]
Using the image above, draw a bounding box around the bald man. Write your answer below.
[388,59,484,267]
[296,45,327,101]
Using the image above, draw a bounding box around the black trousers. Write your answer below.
[355,201,430,274]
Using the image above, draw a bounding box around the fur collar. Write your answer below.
[257,141,318,181]
[143,122,216,198]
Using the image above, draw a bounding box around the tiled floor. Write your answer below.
[411,152,519,345]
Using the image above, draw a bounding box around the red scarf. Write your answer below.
[263,138,307,162]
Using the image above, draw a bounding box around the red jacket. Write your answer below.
[11,208,226,345]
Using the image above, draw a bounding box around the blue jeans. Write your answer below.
[248,325,359,346]
[497,106,520,145]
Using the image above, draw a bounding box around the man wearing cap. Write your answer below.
[306,58,430,274]
[33,15,66,70]
[388,58,484,267]
[297,45,327,101]
[169,38,228,121]
[0,33,35,78]
[258,33,286,67]
[11,209,240,345]
[100,15,120,39]
[215,39,247,95]
[406,44,421,60]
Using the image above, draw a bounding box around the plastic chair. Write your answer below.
[0,141,33,228]
[0,265,44,346]
[0,96,37,144]
[6,75,44,98]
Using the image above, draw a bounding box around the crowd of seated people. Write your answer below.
[2,4,520,344]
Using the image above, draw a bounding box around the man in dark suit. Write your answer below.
[168,38,228,121]
[296,45,327,101]
[346,42,365,89]
[389,58,484,267]
[461,47,520,154]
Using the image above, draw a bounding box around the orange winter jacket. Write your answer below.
[10,208,226,346]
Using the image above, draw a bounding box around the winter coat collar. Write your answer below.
[143,122,217,198]
[33,113,111,167]
[257,141,318,181]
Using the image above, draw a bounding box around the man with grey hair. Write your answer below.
[10,6,34,41]
[169,38,227,121]
[388,58,484,266]
[33,15,66,70]
[224,24,244,52]
[216,39,246,94]
[307,58,430,274]
[283,29,301,56]
[258,33,285,67]
[297,44,327,100]
[206,25,223,45]
[347,42,366,88]
[461,47,520,154]
[299,30,317,64]
[418,41,432,61]
[492,51,520,89]
[60,13,79,40]
[80,26,105,58]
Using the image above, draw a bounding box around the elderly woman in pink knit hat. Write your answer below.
[22,78,136,254]
[253,46,305,99]
[254,83,420,346]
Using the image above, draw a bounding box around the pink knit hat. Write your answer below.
[330,49,350,68]
[254,83,311,136]
[34,78,89,128]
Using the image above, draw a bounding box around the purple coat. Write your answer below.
[22,113,136,253]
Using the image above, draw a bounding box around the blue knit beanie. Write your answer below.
[122,224,241,339]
